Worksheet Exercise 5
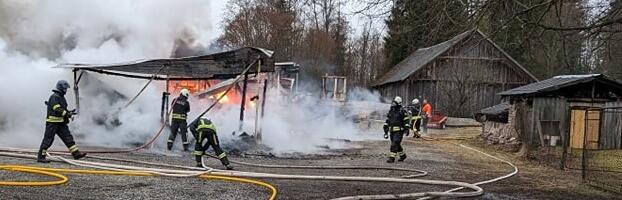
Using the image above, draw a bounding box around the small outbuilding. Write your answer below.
[372,29,537,117]
[480,74,622,150]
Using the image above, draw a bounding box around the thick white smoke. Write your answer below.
[0,0,214,148]
[0,0,386,154]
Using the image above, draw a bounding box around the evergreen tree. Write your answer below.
[384,0,469,68]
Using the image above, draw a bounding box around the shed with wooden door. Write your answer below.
[487,74,622,150]
[372,29,537,117]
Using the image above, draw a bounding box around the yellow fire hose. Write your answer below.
[0,165,277,200]
[0,165,68,186]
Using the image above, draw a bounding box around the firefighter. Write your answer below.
[382,96,410,163]
[189,117,233,170]
[406,99,422,138]
[37,80,87,163]
[167,89,191,151]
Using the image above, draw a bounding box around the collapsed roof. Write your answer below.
[55,47,275,80]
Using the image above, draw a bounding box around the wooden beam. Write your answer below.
[438,56,505,61]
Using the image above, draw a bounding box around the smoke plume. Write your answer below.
[0,0,385,155]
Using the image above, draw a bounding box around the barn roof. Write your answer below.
[372,29,537,86]
[498,74,622,96]
[54,47,275,80]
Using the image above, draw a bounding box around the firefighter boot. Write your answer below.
[398,154,407,162]
[386,157,395,163]
[72,151,87,160]
[37,150,50,163]
[221,157,234,170]
[183,144,190,152]
[196,162,203,168]
[167,143,173,151]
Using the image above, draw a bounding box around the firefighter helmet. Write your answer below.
[180,89,190,97]
[55,80,70,93]
[412,98,420,105]
[393,96,402,105]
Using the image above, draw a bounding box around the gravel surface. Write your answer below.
[1,127,620,200]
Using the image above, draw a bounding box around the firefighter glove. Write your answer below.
[383,133,388,139]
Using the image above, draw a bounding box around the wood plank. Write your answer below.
[570,109,586,149]
[586,110,601,149]
[438,56,504,61]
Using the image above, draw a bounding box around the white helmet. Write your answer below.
[393,96,402,105]
[412,98,420,105]
[180,88,190,97]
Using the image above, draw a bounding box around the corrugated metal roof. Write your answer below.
[54,47,274,79]
[372,29,537,87]
[498,74,603,96]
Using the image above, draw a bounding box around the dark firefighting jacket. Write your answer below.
[46,90,69,124]
[171,96,190,121]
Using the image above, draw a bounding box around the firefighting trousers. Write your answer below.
[389,131,405,158]
[38,123,78,158]
[193,131,229,166]
[414,118,422,132]
[168,120,188,146]
[422,118,429,133]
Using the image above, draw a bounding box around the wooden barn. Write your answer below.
[480,74,622,150]
[372,29,537,117]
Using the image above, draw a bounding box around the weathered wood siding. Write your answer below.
[376,33,534,117]
[525,97,569,147]
[600,101,622,149]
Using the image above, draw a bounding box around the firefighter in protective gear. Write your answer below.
[405,98,422,138]
[189,117,233,170]
[167,89,191,151]
[37,80,87,163]
[382,96,410,163]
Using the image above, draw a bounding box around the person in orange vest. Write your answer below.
[421,99,433,134]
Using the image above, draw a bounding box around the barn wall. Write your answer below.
[600,101,622,149]
[402,33,533,117]
[527,97,569,147]
[374,32,535,117]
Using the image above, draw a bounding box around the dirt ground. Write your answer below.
[1,127,620,200]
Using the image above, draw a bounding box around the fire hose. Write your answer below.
[406,137,519,200]
[0,133,516,200]
[0,165,68,186]
[0,151,278,200]
[0,150,484,199]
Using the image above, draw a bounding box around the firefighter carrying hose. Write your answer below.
[382,96,410,163]
[189,117,233,170]
[37,80,87,163]
[168,89,191,151]
[405,99,422,138]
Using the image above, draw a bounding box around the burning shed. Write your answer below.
[55,47,275,132]
[372,29,537,117]
[481,74,622,151]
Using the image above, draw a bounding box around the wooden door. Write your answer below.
[569,109,601,149]
[570,109,585,149]
[586,111,601,149]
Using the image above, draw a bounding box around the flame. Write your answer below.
[210,91,229,103]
